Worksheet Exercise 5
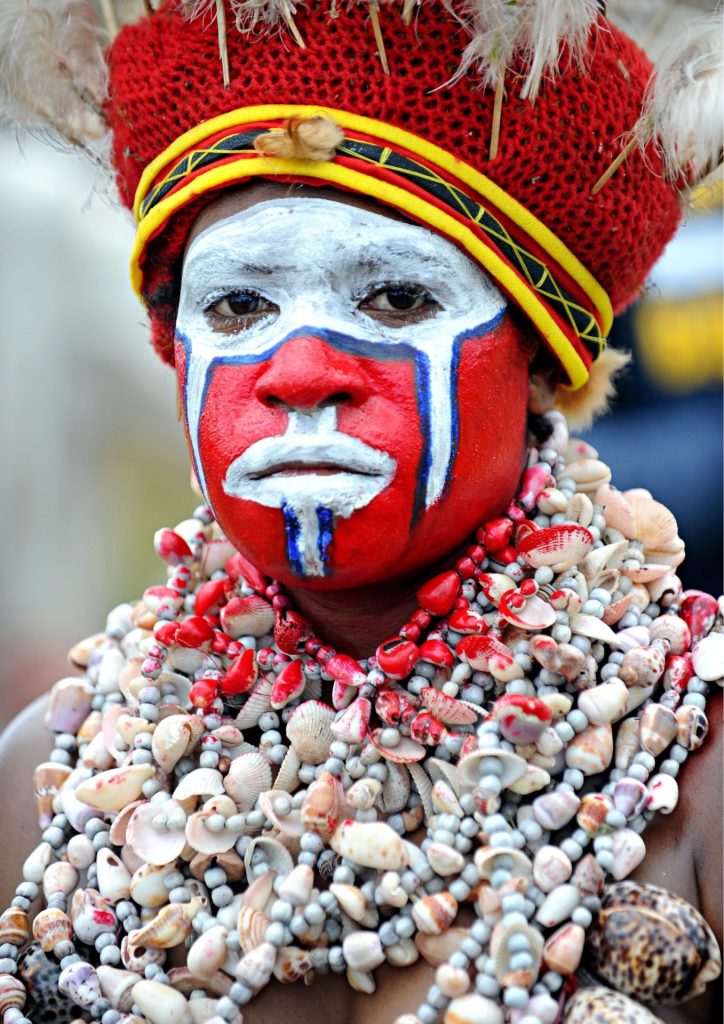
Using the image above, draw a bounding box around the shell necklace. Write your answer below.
[1,408,722,1024]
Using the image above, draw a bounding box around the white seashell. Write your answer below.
[624,684,656,716]
[535,727,563,758]
[221,751,272,813]
[346,966,375,994]
[566,492,594,527]
[67,835,96,871]
[692,633,724,683]
[491,920,543,986]
[131,979,191,1024]
[243,837,294,879]
[96,965,137,1012]
[427,843,465,877]
[234,941,276,991]
[385,937,419,967]
[569,614,621,646]
[271,747,302,795]
[508,764,551,795]
[22,842,54,884]
[535,884,580,928]
[96,849,132,903]
[186,926,228,979]
[533,846,573,893]
[343,931,386,972]
[330,883,368,922]
[532,789,580,831]
[376,761,411,814]
[565,458,611,493]
[537,487,568,515]
[412,892,458,935]
[237,906,271,955]
[542,922,585,975]
[173,768,224,802]
[185,810,238,855]
[565,724,613,775]
[234,676,274,730]
[426,757,462,795]
[646,773,679,814]
[131,862,175,909]
[474,846,531,882]
[346,778,382,810]
[278,864,314,906]
[380,872,408,908]
[152,716,197,773]
[75,764,155,812]
[431,780,463,816]
[126,801,188,867]
[330,821,409,870]
[615,718,641,770]
[578,682,629,725]
[444,993,504,1023]
[285,701,336,764]
[457,749,527,791]
[610,828,646,880]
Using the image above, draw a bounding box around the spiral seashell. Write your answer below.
[386,937,419,968]
[613,778,649,819]
[577,682,628,726]
[233,941,275,993]
[576,793,614,836]
[285,700,336,764]
[532,789,580,831]
[543,922,585,975]
[329,883,367,922]
[675,705,709,750]
[565,723,613,775]
[533,846,572,894]
[638,703,677,757]
[0,975,27,1014]
[0,907,30,947]
[343,931,386,972]
[131,979,191,1024]
[614,718,641,771]
[187,925,228,979]
[151,714,198,773]
[129,898,202,950]
[563,985,661,1022]
[300,771,341,839]
[32,907,73,952]
[585,882,722,1005]
[33,761,72,827]
[96,966,138,1012]
[345,777,382,810]
[646,773,679,815]
[273,945,314,983]
[619,645,666,689]
[121,935,167,972]
[412,892,458,936]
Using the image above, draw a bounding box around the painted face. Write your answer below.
[176,196,532,588]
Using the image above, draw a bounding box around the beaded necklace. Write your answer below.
[0,408,721,1024]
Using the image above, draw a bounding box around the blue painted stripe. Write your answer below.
[316,505,334,575]
[281,501,305,577]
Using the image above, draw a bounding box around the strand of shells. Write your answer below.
[1,409,722,1024]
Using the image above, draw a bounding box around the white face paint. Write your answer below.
[176,197,508,576]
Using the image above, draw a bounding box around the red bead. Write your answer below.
[225,552,267,594]
[210,631,229,654]
[375,637,420,680]
[221,647,258,696]
[271,659,306,709]
[316,645,335,665]
[483,517,514,553]
[154,528,193,567]
[265,583,282,598]
[272,595,290,611]
[495,545,518,566]
[305,637,323,656]
[176,615,215,649]
[466,544,485,565]
[679,590,718,645]
[189,679,218,710]
[326,654,367,688]
[226,640,243,659]
[194,577,229,617]
[455,557,476,579]
[416,571,461,617]
[507,503,526,523]
[519,578,538,596]
[418,639,455,668]
[517,464,554,511]
[664,652,694,691]
[410,710,447,746]
[410,609,432,629]
[448,608,487,634]
[256,647,275,670]
[400,623,421,642]
[154,621,180,647]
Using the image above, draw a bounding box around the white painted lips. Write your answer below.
[223,425,396,515]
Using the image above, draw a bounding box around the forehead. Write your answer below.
[183,196,470,273]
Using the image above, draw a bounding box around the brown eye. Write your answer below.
[207,291,276,320]
[360,284,440,321]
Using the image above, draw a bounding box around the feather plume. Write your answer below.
[231,0,305,45]
[516,0,601,102]
[446,1,522,90]
[555,347,631,430]
[0,0,108,152]
[643,12,723,184]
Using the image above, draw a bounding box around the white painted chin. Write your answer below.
[222,470,393,517]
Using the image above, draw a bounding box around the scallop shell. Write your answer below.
[257,791,303,838]
[224,752,272,811]
[375,762,411,814]
[563,986,662,1023]
[474,846,532,882]
[285,701,336,763]
[271,747,302,795]
[408,762,434,819]
[518,524,594,571]
[585,882,722,1005]
[128,898,202,950]
[369,730,427,764]
[426,757,462,795]
[173,768,224,803]
[185,809,239,855]
[498,591,557,630]
[243,836,295,879]
[237,906,271,955]
[596,486,679,550]
[421,688,478,725]
[234,676,274,730]
[126,801,188,866]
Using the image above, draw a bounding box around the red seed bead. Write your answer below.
[305,637,323,656]
[466,544,485,565]
[507,503,526,523]
[272,595,290,611]
[316,645,335,665]
[257,647,275,670]
[483,517,514,553]
[400,623,421,642]
[154,621,180,647]
[226,640,243,660]
[416,570,461,617]
[210,631,229,654]
[519,578,538,596]
[410,609,432,629]
[496,545,519,566]
[456,557,476,579]
[176,615,215,649]
[189,679,218,710]
[265,583,282,598]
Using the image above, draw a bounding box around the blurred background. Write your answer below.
[0,0,721,730]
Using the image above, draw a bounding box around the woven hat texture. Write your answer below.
[106,3,682,364]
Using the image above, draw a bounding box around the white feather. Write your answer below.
[0,0,108,150]
[231,0,302,33]
[516,0,600,101]
[643,12,723,183]
[448,0,522,90]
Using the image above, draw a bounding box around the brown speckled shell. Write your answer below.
[563,985,662,1022]
[585,882,722,1005]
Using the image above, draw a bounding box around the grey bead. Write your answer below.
[41,826,65,848]
[10,897,30,912]
[682,693,707,709]
[0,958,17,974]
[229,982,253,1005]
[15,882,38,901]
[448,880,471,902]
[211,885,234,908]
[131,749,153,766]
[100,945,122,965]
[102,1011,122,1024]
[416,1003,438,1024]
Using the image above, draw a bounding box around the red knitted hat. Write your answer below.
[105,3,682,384]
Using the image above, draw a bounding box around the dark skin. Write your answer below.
[0,183,721,1022]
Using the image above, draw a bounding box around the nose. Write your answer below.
[254,335,370,411]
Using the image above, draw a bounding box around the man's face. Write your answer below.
[176,192,533,588]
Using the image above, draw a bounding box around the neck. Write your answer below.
[285,547,465,659]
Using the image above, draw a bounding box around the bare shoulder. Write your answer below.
[0,695,52,910]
